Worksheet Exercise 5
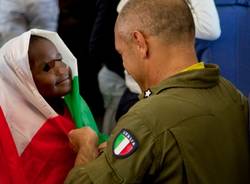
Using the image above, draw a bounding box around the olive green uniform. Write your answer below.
[65,64,249,184]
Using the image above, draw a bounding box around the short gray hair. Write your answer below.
[116,0,195,44]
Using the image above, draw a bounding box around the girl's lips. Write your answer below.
[56,76,70,85]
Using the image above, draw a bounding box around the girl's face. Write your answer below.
[28,36,72,99]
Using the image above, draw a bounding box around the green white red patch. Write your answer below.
[113,129,139,158]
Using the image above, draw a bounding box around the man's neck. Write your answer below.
[142,46,198,91]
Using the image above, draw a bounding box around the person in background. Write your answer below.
[196,0,250,95]
[57,0,105,124]
[0,0,59,47]
[115,0,221,121]
[65,0,249,183]
[89,0,126,135]
[0,29,104,184]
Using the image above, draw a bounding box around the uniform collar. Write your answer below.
[140,64,220,99]
[180,62,205,73]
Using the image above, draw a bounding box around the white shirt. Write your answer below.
[187,0,221,40]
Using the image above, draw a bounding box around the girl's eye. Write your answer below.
[43,63,50,72]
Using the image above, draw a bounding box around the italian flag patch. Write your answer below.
[113,129,139,158]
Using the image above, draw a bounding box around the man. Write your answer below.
[65,0,249,183]
[115,0,222,121]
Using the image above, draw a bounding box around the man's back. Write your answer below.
[126,64,249,183]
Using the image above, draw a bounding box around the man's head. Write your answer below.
[116,0,195,44]
[115,0,196,90]
[28,35,72,99]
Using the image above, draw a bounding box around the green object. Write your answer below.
[64,77,108,144]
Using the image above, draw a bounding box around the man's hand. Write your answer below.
[68,127,99,166]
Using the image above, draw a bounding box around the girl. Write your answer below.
[0,29,106,184]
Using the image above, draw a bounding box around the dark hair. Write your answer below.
[117,0,195,44]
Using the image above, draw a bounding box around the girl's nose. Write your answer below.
[54,62,69,75]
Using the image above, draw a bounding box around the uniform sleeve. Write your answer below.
[188,0,221,40]
[65,111,186,183]
[65,112,156,184]
[64,166,93,184]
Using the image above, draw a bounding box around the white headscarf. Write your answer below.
[0,29,77,155]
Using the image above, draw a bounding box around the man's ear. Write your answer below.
[131,31,149,59]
